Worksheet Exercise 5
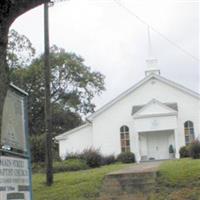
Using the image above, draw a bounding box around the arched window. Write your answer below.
[120,126,130,152]
[184,121,195,145]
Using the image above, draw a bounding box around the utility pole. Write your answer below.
[44,1,53,186]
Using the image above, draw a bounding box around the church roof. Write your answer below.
[55,123,91,140]
[132,102,178,115]
[87,74,199,120]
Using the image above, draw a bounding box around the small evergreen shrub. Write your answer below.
[117,152,135,163]
[179,146,190,158]
[79,148,102,168]
[189,140,200,159]
[53,159,89,173]
[169,144,175,154]
[101,155,116,165]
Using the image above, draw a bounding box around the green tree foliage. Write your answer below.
[7,29,36,69]
[11,44,105,135]
[8,30,105,162]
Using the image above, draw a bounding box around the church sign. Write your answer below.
[0,156,30,200]
[0,84,32,200]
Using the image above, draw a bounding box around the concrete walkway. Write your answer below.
[109,161,162,175]
[98,161,162,200]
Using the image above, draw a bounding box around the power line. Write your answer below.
[113,0,199,62]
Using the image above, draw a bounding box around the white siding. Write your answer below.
[59,125,92,159]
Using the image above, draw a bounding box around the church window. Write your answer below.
[120,126,130,152]
[184,121,195,145]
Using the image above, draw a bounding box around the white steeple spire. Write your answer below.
[145,26,160,76]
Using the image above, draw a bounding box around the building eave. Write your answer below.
[154,75,200,100]
[133,112,178,119]
[55,123,91,141]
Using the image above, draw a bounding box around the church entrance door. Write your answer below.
[147,132,169,160]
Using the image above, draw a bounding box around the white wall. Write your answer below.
[92,77,200,159]
[59,125,93,159]
[134,115,177,132]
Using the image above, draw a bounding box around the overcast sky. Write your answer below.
[12,0,199,109]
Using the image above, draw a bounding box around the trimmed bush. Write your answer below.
[189,140,200,159]
[179,146,190,158]
[101,155,116,165]
[117,152,135,163]
[79,148,102,168]
[53,159,89,173]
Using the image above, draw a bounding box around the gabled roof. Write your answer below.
[55,123,91,141]
[132,99,178,119]
[87,74,199,120]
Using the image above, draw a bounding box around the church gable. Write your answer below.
[88,74,199,121]
[132,99,178,119]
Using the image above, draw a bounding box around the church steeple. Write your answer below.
[145,26,160,76]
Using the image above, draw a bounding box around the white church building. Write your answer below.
[56,59,200,162]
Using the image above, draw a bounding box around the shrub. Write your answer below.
[189,140,200,159]
[32,162,45,173]
[117,152,135,163]
[179,146,190,158]
[101,155,116,165]
[53,159,89,173]
[65,153,80,160]
[79,148,102,168]
[31,133,59,163]
[30,134,45,163]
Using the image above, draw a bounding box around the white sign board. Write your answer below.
[0,156,31,200]
[1,90,27,152]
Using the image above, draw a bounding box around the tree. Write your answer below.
[7,29,36,69]
[11,45,105,136]
[0,0,50,137]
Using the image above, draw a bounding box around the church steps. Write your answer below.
[98,163,159,200]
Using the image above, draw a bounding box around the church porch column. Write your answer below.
[134,132,140,163]
[174,128,180,159]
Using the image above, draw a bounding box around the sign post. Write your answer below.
[0,84,32,200]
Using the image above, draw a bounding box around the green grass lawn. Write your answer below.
[151,158,200,200]
[159,158,200,186]
[32,163,130,200]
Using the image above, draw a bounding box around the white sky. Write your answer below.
[12,0,199,109]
